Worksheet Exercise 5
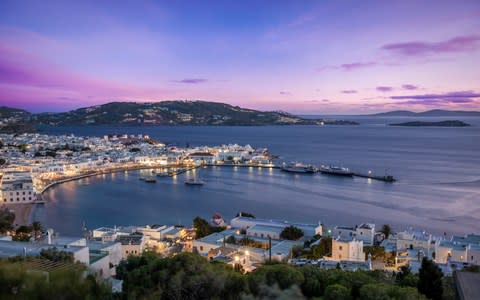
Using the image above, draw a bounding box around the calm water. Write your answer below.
[34,116,480,236]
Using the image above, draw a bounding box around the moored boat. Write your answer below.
[281,162,317,174]
[319,165,353,176]
[185,178,204,186]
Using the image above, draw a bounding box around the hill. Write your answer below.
[0,106,31,120]
[389,120,471,127]
[29,101,357,126]
[372,109,480,117]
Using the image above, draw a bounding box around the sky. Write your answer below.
[0,0,479,114]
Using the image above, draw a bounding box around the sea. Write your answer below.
[32,116,480,236]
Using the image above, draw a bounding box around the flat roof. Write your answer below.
[456,272,480,300]
[247,224,284,234]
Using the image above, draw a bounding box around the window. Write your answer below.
[17,198,19,201]
[23,192,25,195]
[29,191,31,194]
[126,250,128,254]
[200,246,204,251]
[3,199,6,202]
[16,192,19,195]
[339,246,343,250]
[29,197,31,200]
[22,198,25,201]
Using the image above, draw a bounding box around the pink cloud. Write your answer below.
[341,90,357,94]
[381,35,480,56]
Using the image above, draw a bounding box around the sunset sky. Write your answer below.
[1,0,479,114]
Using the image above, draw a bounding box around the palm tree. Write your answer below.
[380,224,392,239]
[32,221,42,241]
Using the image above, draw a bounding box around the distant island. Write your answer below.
[372,109,480,117]
[389,120,471,127]
[0,102,358,131]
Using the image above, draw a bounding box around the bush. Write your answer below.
[280,226,304,240]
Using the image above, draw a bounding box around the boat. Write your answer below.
[281,162,317,174]
[185,178,204,186]
[319,165,353,176]
[144,176,157,183]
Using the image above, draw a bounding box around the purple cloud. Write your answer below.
[317,61,377,72]
[376,86,394,92]
[381,35,480,56]
[173,78,208,84]
[391,90,480,100]
[402,84,418,90]
[390,90,480,105]
[341,90,357,94]
[340,61,377,71]
[279,91,291,95]
[304,99,330,103]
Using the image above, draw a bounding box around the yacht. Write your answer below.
[144,176,157,183]
[281,162,317,174]
[319,165,353,176]
[185,178,204,186]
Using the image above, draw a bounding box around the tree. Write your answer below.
[235,211,255,218]
[0,207,15,234]
[32,221,42,241]
[380,224,392,239]
[193,216,225,239]
[40,247,74,263]
[324,284,351,300]
[14,225,33,241]
[311,237,332,258]
[417,257,443,300]
[280,226,304,240]
[0,158,6,165]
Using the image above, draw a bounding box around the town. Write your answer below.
[0,132,478,298]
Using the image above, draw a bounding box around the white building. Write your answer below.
[231,216,322,238]
[435,234,480,265]
[332,223,375,246]
[396,229,433,256]
[1,173,37,203]
[329,237,365,262]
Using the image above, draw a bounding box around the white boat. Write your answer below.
[185,178,204,186]
[281,162,317,174]
[319,165,353,176]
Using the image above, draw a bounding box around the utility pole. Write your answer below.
[268,236,272,263]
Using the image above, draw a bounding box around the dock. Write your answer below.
[351,172,396,182]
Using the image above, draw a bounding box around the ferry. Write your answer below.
[319,165,353,176]
[281,162,317,174]
[185,178,204,186]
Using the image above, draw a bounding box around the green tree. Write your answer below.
[31,221,42,241]
[311,237,332,258]
[280,226,304,240]
[0,207,15,234]
[193,216,225,239]
[14,225,33,241]
[0,158,6,165]
[417,257,443,300]
[380,224,392,239]
[324,284,351,300]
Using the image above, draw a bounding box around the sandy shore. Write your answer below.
[6,203,34,227]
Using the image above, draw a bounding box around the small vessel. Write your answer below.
[185,178,204,186]
[144,176,157,183]
[281,162,317,174]
[319,165,353,176]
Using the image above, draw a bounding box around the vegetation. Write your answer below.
[0,259,112,299]
[40,247,74,263]
[115,252,429,299]
[193,216,226,239]
[390,120,471,127]
[380,224,393,239]
[417,257,443,300]
[0,207,15,234]
[280,226,304,240]
[235,212,255,218]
